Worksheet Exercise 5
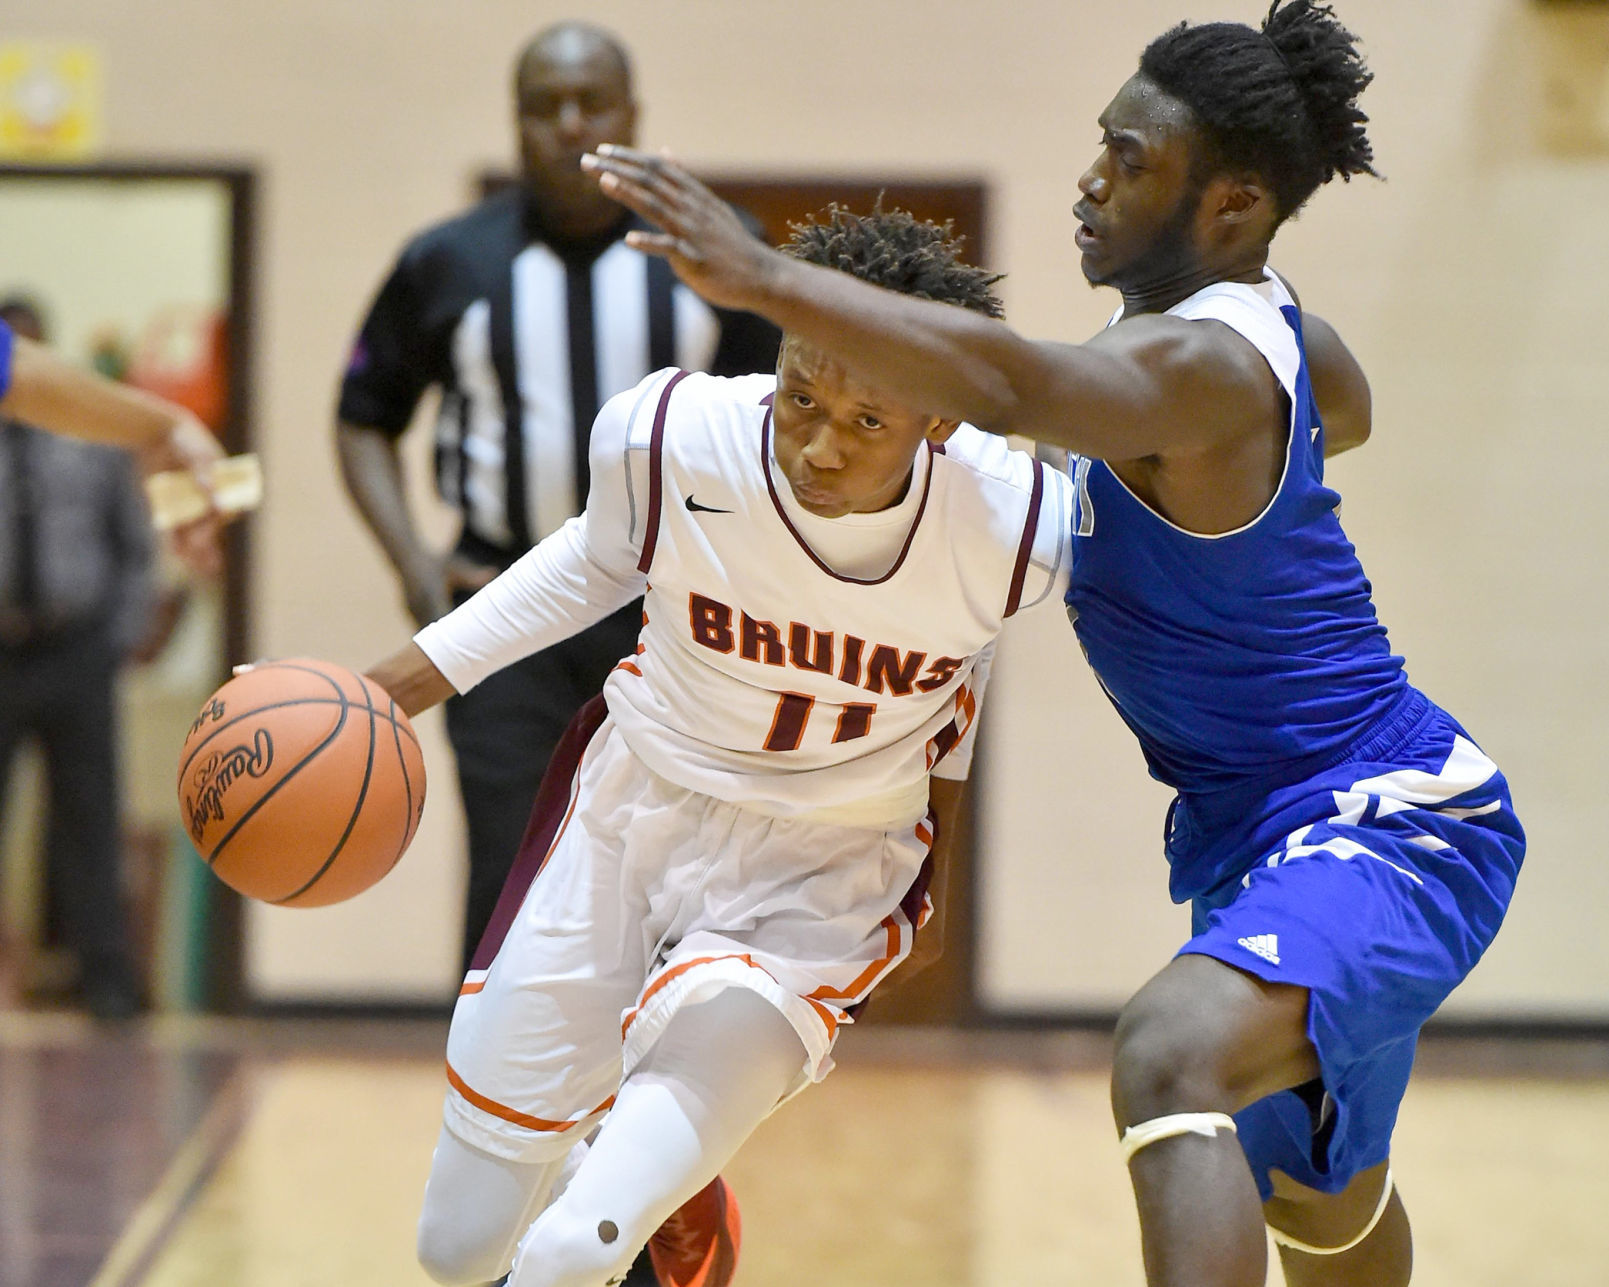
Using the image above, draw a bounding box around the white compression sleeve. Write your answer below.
[416,1126,564,1286]
[414,376,657,694]
[508,989,806,1287]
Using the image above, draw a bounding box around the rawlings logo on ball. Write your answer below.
[188,697,227,736]
[185,728,275,841]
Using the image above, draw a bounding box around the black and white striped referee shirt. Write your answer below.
[338,186,779,565]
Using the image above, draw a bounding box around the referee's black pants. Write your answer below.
[0,621,136,995]
[444,596,642,974]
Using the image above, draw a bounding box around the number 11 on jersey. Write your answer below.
[764,693,877,751]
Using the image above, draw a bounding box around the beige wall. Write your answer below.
[9,0,1604,1016]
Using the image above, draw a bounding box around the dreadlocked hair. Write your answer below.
[1139,0,1377,223]
[783,202,1004,318]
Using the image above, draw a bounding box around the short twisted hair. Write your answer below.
[784,203,1004,318]
[1140,0,1378,223]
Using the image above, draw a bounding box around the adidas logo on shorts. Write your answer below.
[1236,933,1281,965]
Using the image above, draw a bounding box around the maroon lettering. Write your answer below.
[832,703,876,744]
[764,692,815,752]
[929,721,962,763]
[741,614,785,665]
[689,593,735,653]
[838,635,865,686]
[788,623,833,675]
[865,645,926,696]
[916,656,966,692]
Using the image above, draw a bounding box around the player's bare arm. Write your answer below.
[367,641,456,717]
[1266,270,1372,457]
[1302,312,1372,456]
[586,148,1276,462]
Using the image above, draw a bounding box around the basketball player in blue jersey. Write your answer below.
[585,3,1525,1284]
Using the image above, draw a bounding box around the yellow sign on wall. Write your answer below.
[0,44,103,160]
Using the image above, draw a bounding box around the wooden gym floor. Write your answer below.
[2,1013,1606,1287]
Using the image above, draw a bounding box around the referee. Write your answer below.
[336,21,779,973]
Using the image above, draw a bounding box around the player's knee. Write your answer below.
[1111,988,1236,1123]
[417,1212,508,1287]
[509,1199,641,1287]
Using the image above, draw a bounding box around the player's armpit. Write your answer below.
[1301,312,1372,456]
[366,642,456,717]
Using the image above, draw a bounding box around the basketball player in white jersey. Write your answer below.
[367,207,1071,1287]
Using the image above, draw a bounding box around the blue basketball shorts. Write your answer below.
[1179,692,1524,1199]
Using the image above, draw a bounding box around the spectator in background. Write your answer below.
[337,19,781,976]
[0,296,157,1021]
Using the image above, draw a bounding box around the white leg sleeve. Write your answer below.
[509,989,806,1287]
[417,1125,563,1286]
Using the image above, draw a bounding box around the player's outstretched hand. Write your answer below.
[582,145,782,312]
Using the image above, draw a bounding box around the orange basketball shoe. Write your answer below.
[647,1176,742,1287]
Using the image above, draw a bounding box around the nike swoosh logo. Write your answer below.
[684,496,732,514]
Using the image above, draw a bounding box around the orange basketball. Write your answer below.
[176,658,427,907]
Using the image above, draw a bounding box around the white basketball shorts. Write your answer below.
[441,701,935,1162]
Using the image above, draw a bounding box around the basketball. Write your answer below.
[176,658,427,907]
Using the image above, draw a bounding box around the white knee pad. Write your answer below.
[416,1128,561,1286]
[418,1210,523,1287]
[1269,1168,1395,1257]
[509,1195,644,1287]
[1119,1111,1239,1164]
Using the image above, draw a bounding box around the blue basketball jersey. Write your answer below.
[1065,270,1409,900]
[0,316,13,400]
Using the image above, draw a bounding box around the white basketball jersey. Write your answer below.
[603,368,1069,825]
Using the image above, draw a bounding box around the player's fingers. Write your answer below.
[586,149,687,204]
[594,142,660,168]
[585,152,672,201]
[624,229,673,256]
[624,230,703,263]
[601,143,694,193]
[596,170,678,228]
[584,149,660,185]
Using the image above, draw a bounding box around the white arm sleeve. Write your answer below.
[932,640,995,782]
[412,375,661,693]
